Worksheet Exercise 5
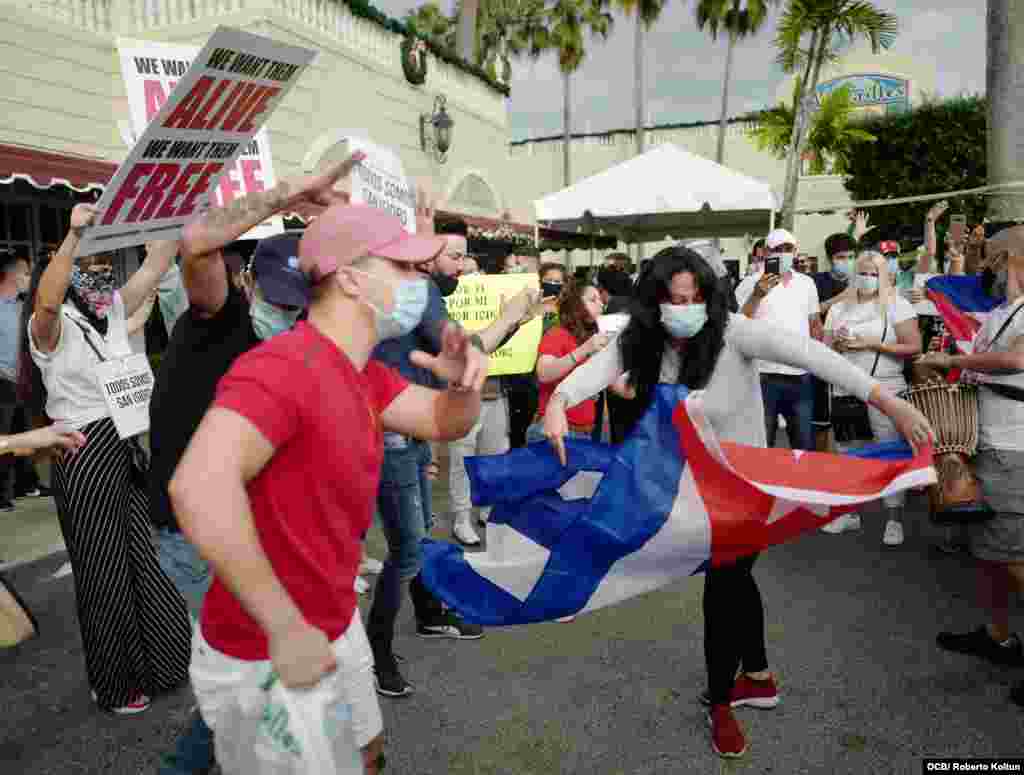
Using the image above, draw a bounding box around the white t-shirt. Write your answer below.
[735,271,820,376]
[825,296,916,396]
[970,297,1024,451]
[29,292,132,429]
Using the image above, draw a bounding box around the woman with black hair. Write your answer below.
[544,245,934,759]
[18,203,190,715]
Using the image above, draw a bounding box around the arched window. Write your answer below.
[448,173,500,217]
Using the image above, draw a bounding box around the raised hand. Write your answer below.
[927,200,949,222]
[69,203,99,232]
[286,151,366,210]
[410,321,488,392]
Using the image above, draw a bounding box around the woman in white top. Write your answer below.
[823,250,922,545]
[543,246,933,759]
[17,204,190,715]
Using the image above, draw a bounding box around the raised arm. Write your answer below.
[180,152,364,316]
[31,203,97,354]
[120,240,178,317]
[536,333,610,384]
[169,407,336,689]
[922,200,948,273]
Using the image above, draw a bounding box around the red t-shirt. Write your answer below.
[199,321,408,660]
[535,326,597,428]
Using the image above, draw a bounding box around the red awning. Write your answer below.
[0,143,116,194]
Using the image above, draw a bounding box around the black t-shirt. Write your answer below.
[812,271,848,304]
[148,285,260,531]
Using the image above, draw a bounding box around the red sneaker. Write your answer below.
[730,675,780,709]
[699,674,780,709]
[708,704,746,758]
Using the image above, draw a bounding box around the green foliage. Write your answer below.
[774,0,898,74]
[842,95,988,225]
[342,0,509,95]
[545,0,614,74]
[748,80,876,174]
[404,2,456,48]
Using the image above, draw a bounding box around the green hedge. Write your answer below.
[341,0,510,96]
[842,96,987,226]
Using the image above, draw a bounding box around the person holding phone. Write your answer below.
[735,229,822,452]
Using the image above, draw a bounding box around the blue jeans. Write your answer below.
[156,528,211,619]
[155,530,214,775]
[760,374,815,451]
[366,436,442,655]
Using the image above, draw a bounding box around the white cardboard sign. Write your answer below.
[77,27,316,256]
[345,137,417,234]
[116,37,284,243]
[96,354,155,439]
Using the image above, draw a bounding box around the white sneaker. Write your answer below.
[354,576,370,595]
[359,557,383,576]
[821,513,861,534]
[453,520,481,546]
[882,520,904,546]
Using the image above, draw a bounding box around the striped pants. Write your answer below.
[53,417,191,709]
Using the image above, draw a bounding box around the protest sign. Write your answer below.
[77,27,315,257]
[446,274,542,376]
[117,37,283,242]
[345,137,417,233]
[96,354,154,438]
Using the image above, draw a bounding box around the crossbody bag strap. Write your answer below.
[984,298,1024,353]
[68,316,107,363]
[868,314,887,378]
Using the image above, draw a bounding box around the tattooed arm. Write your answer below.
[180,152,365,317]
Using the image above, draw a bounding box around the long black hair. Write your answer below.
[17,256,109,418]
[619,245,730,417]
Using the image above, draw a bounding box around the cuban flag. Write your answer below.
[925,275,1003,353]
[421,385,935,626]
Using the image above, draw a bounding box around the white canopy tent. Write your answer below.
[533,143,779,245]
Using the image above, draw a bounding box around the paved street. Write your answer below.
[1,485,1022,774]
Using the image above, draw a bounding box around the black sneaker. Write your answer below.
[0,500,14,512]
[936,627,1024,666]
[416,611,484,640]
[373,654,413,698]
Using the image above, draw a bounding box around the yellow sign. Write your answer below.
[445,274,542,376]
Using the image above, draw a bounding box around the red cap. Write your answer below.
[299,204,445,283]
[879,240,900,255]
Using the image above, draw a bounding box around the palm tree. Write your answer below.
[457,0,482,61]
[774,0,898,229]
[696,0,779,167]
[749,81,877,175]
[478,0,550,84]
[546,0,614,187]
[616,0,666,157]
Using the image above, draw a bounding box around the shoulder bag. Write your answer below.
[831,314,887,444]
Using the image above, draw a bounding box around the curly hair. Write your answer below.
[557,278,599,346]
[619,246,730,415]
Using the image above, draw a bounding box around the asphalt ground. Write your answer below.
[1,477,1022,774]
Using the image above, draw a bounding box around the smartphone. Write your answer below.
[765,256,780,275]
[950,214,967,244]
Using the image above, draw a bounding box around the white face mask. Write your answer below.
[355,268,430,341]
[660,303,708,339]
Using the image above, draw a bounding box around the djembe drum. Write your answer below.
[901,373,993,524]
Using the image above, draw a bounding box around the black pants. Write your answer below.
[504,375,538,449]
[704,553,769,705]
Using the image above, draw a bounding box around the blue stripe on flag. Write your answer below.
[422,385,693,625]
[844,439,915,461]
[926,275,1003,313]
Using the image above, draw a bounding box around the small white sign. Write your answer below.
[346,137,417,234]
[597,313,629,334]
[912,273,939,317]
[95,354,155,439]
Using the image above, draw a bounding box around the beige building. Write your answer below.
[0,0,525,264]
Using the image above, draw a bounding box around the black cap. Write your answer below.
[250,232,309,308]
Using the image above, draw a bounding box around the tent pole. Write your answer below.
[770,210,776,232]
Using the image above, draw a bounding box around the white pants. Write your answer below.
[190,610,382,756]
[448,395,509,523]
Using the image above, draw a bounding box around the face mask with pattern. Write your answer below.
[70,265,115,319]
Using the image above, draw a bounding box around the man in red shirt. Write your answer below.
[170,203,488,774]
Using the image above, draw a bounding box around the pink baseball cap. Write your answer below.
[299,204,446,283]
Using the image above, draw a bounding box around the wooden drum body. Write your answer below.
[900,379,994,524]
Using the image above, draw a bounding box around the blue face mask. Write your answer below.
[660,303,708,339]
[250,297,300,341]
[776,252,795,274]
[831,258,853,279]
[855,274,879,293]
[887,257,899,276]
[369,276,430,340]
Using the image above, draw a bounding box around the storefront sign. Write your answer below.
[117,37,284,242]
[77,27,315,257]
[445,274,543,376]
[346,137,418,234]
[816,73,911,116]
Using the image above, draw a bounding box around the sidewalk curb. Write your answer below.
[0,542,67,574]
